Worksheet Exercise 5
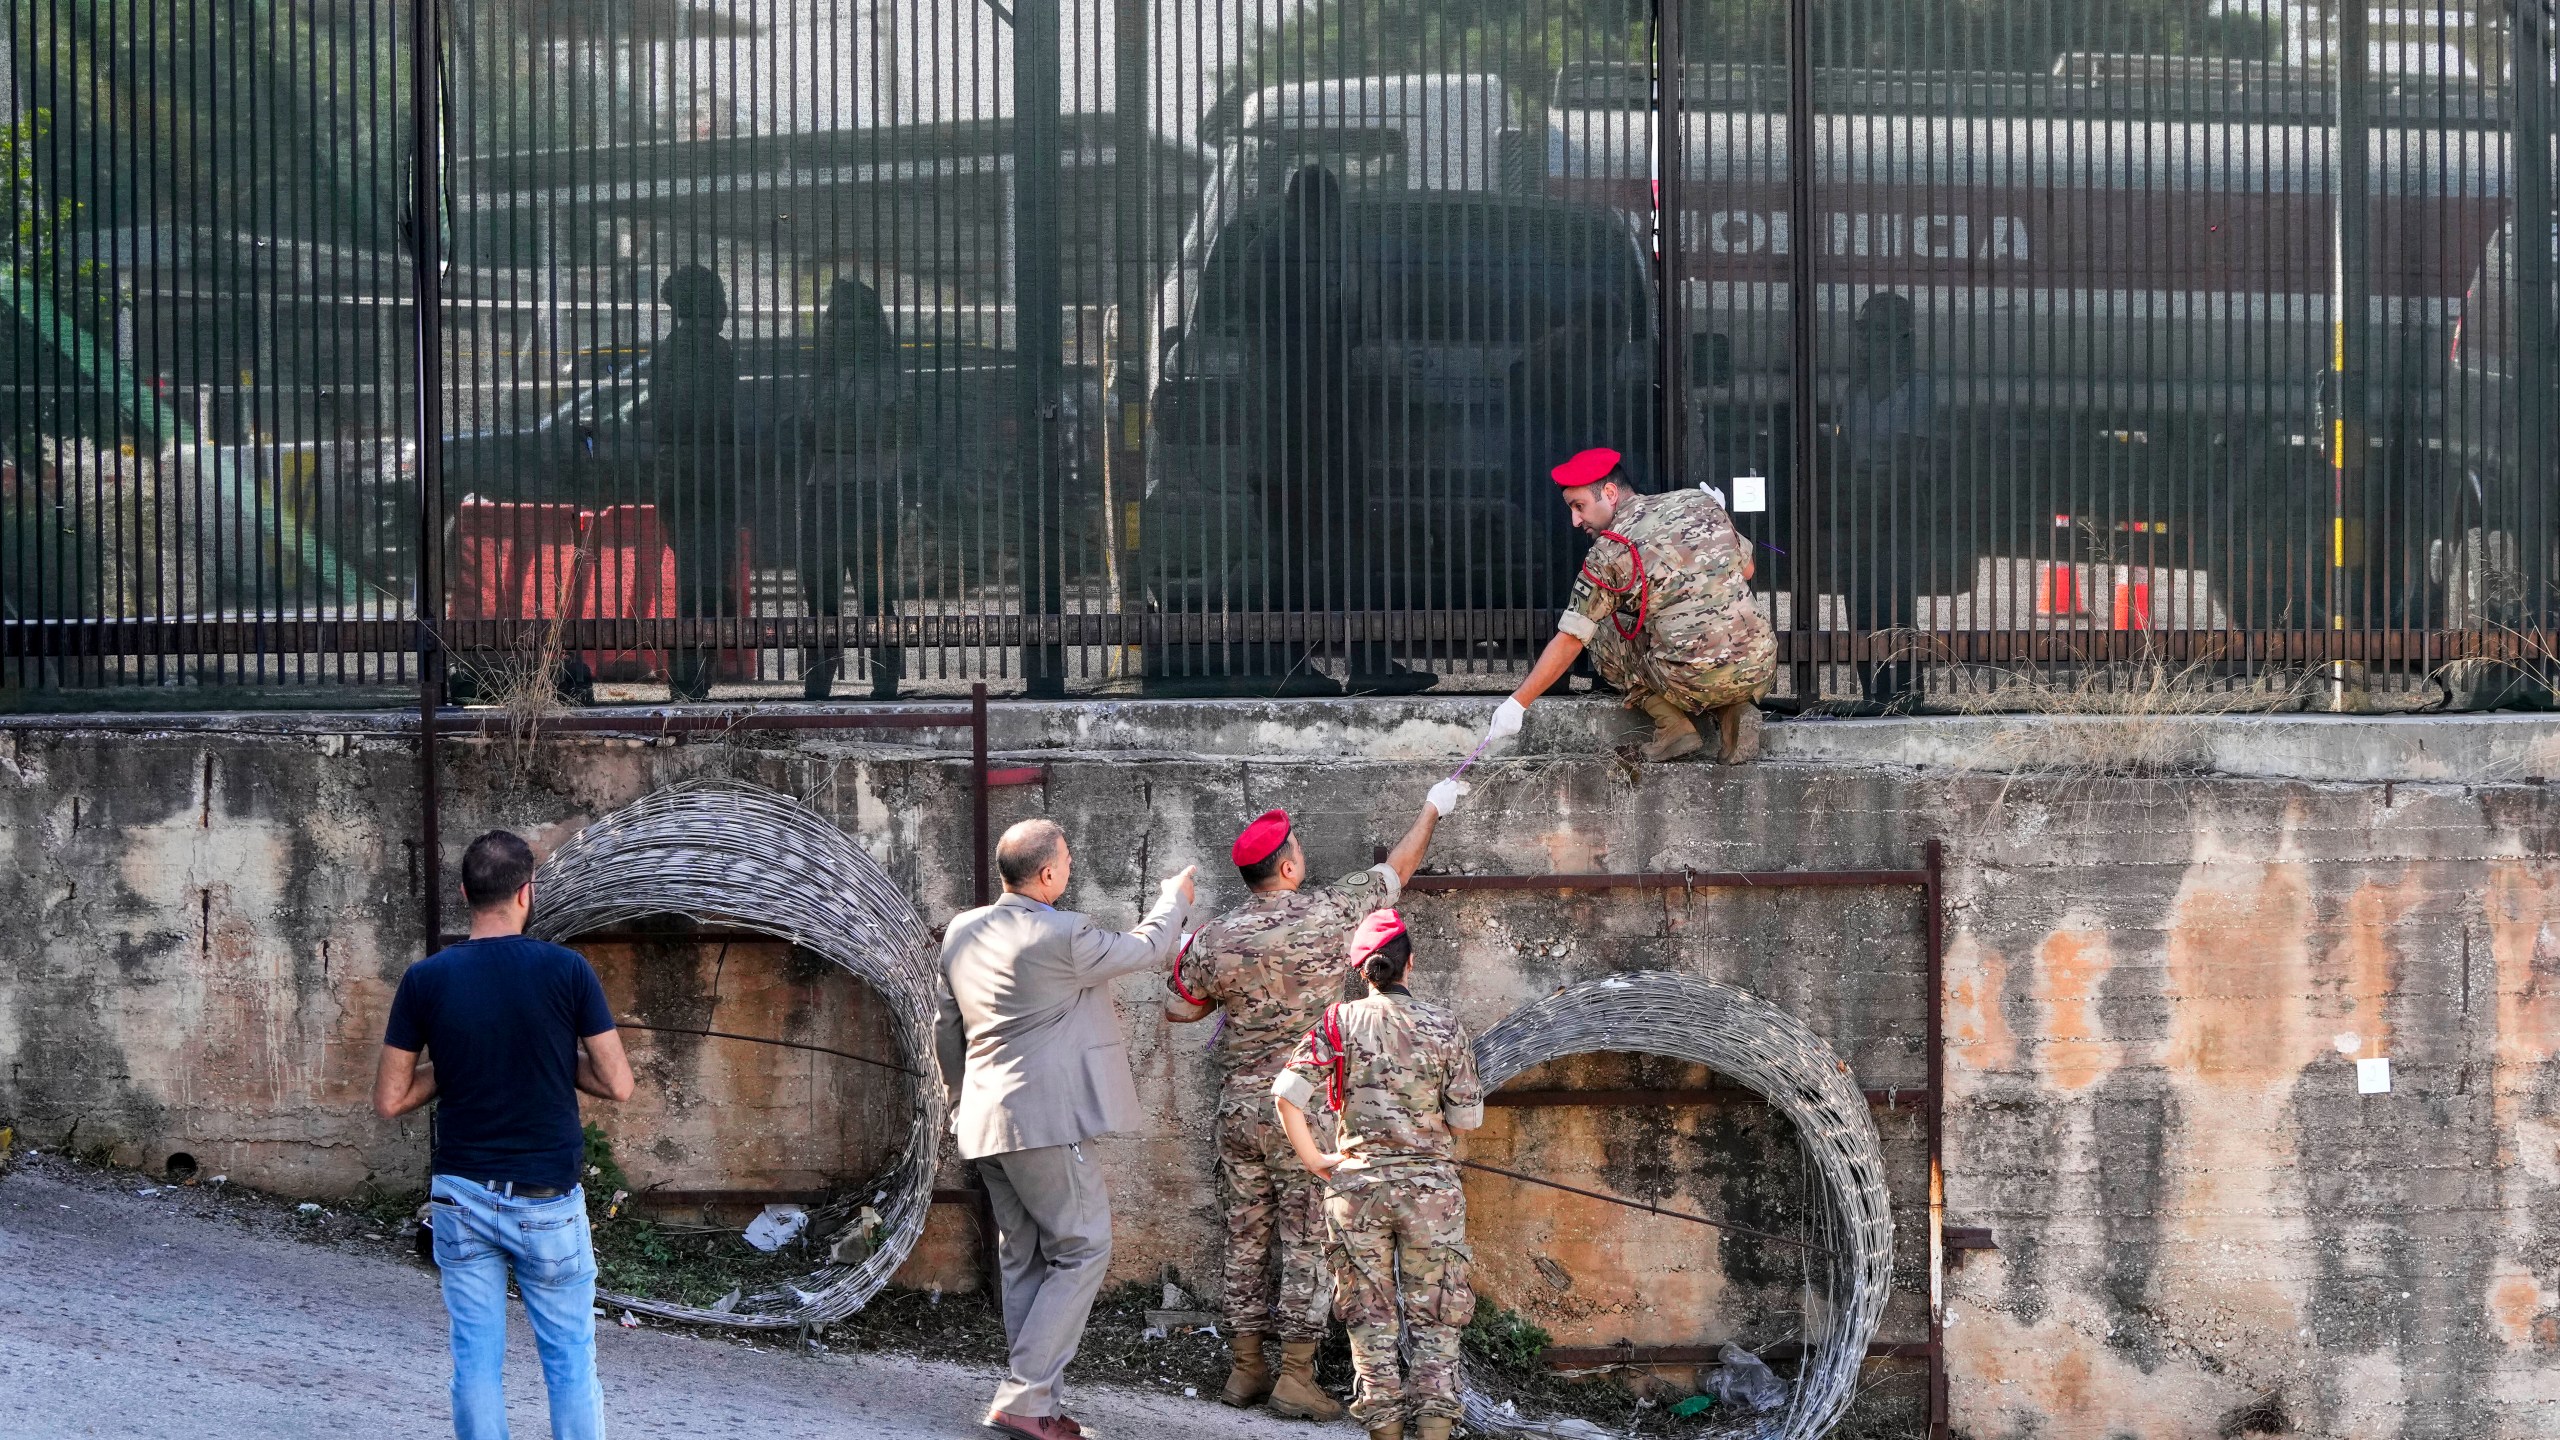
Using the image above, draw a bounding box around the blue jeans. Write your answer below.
[429,1175,606,1440]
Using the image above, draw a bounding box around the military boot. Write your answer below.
[1635,694,1704,762]
[1715,699,1764,764]
[1269,1340,1347,1421]
[1414,1418,1456,1440]
[1219,1332,1274,1408]
[1365,1425,1405,1440]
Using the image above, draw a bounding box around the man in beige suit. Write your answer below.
[937,818,1201,1440]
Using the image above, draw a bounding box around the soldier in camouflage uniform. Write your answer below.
[1477,447,1776,764]
[1273,909,1484,1440]
[1165,782,1467,1420]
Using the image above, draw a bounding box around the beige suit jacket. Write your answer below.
[935,888,1198,1160]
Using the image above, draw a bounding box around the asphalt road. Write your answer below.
[0,1157,1326,1439]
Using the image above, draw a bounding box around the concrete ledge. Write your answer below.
[1760,710,2560,786]
[10,697,2560,786]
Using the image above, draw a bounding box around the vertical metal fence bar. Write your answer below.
[1785,0,1816,698]
[2333,0,2372,699]
[2519,0,2556,650]
[1655,0,1686,534]
[412,0,444,945]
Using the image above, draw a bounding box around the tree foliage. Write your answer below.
[1,109,80,280]
[19,1,405,248]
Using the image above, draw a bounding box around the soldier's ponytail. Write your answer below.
[1362,932,1413,990]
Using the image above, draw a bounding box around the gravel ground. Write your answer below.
[0,1152,1336,1440]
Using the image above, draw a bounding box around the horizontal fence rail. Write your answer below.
[5,0,2556,711]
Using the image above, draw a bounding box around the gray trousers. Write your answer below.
[978,1141,1113,1417]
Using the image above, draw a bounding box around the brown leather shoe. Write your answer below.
[1221,1331,1274,1407]
[984,1413,1079,1440]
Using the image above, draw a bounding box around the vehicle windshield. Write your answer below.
[1191,197,1643,347]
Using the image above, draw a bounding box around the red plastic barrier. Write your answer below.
[451,501,754,685]
[451,501,588,624]
[579,504,677,680]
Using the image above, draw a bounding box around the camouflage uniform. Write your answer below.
[1561,488,1776,714]
[1273,989,1485,1427]
[1170,865,1400,1342]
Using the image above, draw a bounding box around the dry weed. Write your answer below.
[1909,640,2323,779]
[453,536,593,773]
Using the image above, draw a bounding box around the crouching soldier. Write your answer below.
[1273,910,1484,1440]
[1165,783,1466,1419]
[1481,446,1776,763]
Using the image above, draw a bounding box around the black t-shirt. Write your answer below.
[383,935,617,1191]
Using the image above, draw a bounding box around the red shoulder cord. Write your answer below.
[1579,529,1650,641]
[1167,934,1207,1007]
[1321,1003,1348,1113]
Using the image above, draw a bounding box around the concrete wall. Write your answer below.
[5,701,2560,1438]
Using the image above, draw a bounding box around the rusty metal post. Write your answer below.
[1925,835,1947,1438]
[972,681,991,905]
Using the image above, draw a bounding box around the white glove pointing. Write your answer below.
[1426,778,1470,818]
[1484,697,1526,745]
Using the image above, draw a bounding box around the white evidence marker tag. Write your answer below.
[1731,474,1768,512]
[2357,1057,2392,1095]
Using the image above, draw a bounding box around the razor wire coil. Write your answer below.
[527,781,942,1330]
[1461,972,1896,1440]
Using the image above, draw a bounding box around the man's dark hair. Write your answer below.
[997,819,1068,890]
[1361,932,1413,989]
[1239,831,1297,889]
[461,830,538,909]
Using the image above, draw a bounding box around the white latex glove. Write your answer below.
[1484,697,1527,745]
[1161,865,1199,908]
[1426,778,1470,818]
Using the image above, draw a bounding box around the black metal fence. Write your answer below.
[5,0,2556,707]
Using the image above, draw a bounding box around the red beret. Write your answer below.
[1551,447,1622,489]
[1232,809,1292,868]
[1346,908,1407,964]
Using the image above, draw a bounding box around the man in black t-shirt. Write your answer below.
[376,830,633,1440]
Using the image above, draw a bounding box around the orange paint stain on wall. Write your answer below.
[2323,871,2425,1059]
[2156,835,2315,1341]
[2034,927,2116,1092]
[1947,1308,2223,1440]
[1538,825,1609,874]
[2164,854,2312,1089]
[2489,1270,2547,1348]
[1944,937,2017,1077]
[2489,859,2560,1070]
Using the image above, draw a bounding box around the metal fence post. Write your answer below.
[1108,0,1150,677]
[1013,0,1066,697]
[410,0,446,950]
[1654,0,1688,494]
[2329,0,2372,703]
[1786,0,1819,700]
[2517,0,2557,640]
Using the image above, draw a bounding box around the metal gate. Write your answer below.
[5,0,2556,707]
